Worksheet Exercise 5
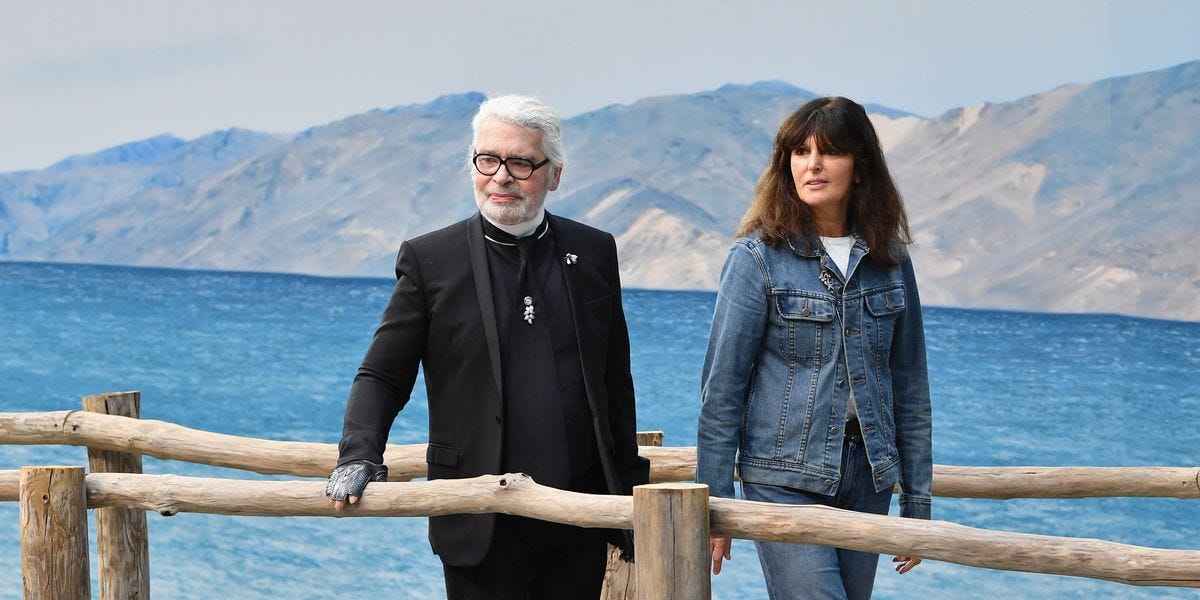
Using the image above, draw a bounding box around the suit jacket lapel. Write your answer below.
[549,213,626,499]
[550,213,583,323]
[466,213,504,397]
[550,213,601,381]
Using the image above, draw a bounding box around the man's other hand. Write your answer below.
[710,536,732,574]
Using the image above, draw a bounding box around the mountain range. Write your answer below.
[2,61,1197,321]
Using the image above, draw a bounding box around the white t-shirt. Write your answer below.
[820,235,854,277]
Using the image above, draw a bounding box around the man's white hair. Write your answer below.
[469,94,565,168]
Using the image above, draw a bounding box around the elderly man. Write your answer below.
[326,94,649,599]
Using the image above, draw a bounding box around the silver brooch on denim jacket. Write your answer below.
[819,265,841,294]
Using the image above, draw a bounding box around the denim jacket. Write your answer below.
[696,234,932,520]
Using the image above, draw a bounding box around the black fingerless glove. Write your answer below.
[325,460,389,501]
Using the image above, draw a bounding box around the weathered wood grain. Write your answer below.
[20,466,90,599]
[83,392,150,600]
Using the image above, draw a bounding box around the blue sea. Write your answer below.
[1,261,1198,599]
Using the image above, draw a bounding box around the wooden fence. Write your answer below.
[2,391,1199,598]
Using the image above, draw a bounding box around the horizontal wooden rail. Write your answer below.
[1,470,17,500]
[8,471,1200,588]
[934,465,1200,499]
[3,411,1198,498]
[709,497,1200,587]
[0,411,692,483]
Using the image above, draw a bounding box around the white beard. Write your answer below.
[475,189,544,226]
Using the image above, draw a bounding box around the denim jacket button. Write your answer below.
[829,425,839,434]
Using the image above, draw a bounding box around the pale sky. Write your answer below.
[1,0,1198,172]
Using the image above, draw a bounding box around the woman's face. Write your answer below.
[790,135,855,217]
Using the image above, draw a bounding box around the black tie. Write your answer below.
[503,235,570,489]
[516,236,536,325]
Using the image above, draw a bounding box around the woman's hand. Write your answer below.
[892,555,922,574]
[710,537,733,574]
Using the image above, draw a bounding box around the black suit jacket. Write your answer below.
[338,211,649,566]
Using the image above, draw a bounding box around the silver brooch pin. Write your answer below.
[523,296,535,325]
[819,266,840,294]
[563,253,578,265]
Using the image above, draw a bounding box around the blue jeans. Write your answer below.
[741,437,892,600]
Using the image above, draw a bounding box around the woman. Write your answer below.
[696,96,931,599]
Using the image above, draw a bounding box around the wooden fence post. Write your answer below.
[84,391,150,600]
[601,431,665,599]
[20,466,90,599]
[633,482,710,600]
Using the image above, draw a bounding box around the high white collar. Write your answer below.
[483,208,546,238]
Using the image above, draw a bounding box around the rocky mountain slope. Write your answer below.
[889,60,1200,320]
[2,62,1196,320]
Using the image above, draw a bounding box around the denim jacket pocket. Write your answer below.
[865,286,905,356]
[773,293,835,363]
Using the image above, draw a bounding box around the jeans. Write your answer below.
[741,436,892,600]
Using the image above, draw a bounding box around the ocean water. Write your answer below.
[1,261,1198,599]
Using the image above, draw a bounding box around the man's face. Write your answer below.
[472,117,560,226]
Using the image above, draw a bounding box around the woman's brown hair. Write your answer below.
[736,96,911,265]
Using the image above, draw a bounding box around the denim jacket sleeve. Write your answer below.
[891,253,933,519]
[696,240,768,499]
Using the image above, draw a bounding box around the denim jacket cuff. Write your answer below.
[899,494,931,520]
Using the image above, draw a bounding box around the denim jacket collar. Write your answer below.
[784,231,871,256]
[786,232,872,284]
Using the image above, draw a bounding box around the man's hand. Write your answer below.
[710,536,732,575]
[326,460,388,511]
[892,555,922,574]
